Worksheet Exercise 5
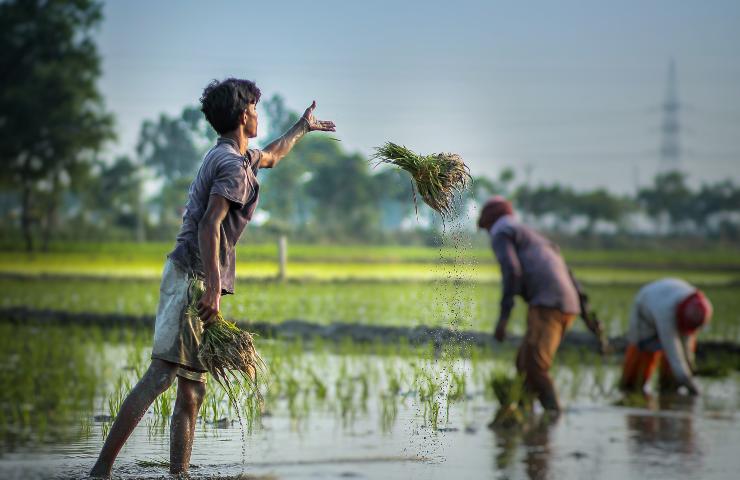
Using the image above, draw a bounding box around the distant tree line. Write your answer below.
[2,89,739,249]
[1,0,739,250]
[0,0,113,251]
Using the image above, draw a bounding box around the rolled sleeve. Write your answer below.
[247,148,262,175]
[210,160,249,207]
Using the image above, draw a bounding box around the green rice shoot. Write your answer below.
[488,372,528,428]
[187,280,265,401]
[372,142,471,218]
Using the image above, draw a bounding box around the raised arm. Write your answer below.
[197,194,230,325]
[259,101,336,168]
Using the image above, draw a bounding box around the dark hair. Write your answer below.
[199,78,261,135]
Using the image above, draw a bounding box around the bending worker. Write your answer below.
[620,278,712,395]
[478,196,606,412]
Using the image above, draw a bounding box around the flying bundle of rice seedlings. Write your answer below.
[372,142,471,218]
[187,281,265,397]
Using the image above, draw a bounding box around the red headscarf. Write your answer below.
[676,290,712,333]
[478,196,514,230]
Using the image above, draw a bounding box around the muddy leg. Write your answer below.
[169,376,207,474]
[90,359,178,478]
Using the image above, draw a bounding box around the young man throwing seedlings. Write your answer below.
[478,196,606,413]
[620,278,712,395]
[90,78,335,477]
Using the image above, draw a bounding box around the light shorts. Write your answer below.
[151,258,208,383]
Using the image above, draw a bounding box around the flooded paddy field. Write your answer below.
[2,245,739,478]
[1,324,739,480]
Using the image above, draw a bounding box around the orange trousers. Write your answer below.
[516,306,576,411]
[620,337,696,391]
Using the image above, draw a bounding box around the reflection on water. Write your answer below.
[627,395,698,456]
[625,394,703,476]
[522,418,554,480]
[493,415,555,480]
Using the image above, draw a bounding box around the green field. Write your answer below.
[1,243,739,285]
[3,277,739,340]
[3,241,740,268]
[2,242,739,341]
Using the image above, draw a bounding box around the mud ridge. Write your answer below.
[2,307,739,359]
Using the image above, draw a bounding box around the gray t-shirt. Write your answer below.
[168,137,261,294]
[489,215,581,320]
[626,278,696,384]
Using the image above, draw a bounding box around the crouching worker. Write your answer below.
[620,278,712,396]
[478,196,606,413]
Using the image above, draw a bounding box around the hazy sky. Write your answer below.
[97,0,740,192]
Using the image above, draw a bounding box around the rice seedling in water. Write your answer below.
[242,393,263,432]
[446,369,467,422]
[415,370,444,429]
[488,371,528,428]
[152,386,174,421]
[335,363,358,428]
[568,355,585,400]
[385,368,402,396]
[203,393,217,425]
[101,422,110,439]
[447,370,467,403]
[372,142,471,218]
[358,372,370,413]
[146,416,167,440]
[379,392,398,434]
[309,369,328,401]
[284,375,303,422]
[106,376,130,422]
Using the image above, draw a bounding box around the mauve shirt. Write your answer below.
[489,215,580,321]
[168,137,261,294]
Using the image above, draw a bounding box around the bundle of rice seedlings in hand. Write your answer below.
[372,142,471,218]
[187,280,265,397]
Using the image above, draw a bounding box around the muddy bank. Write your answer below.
[2,307,740,361]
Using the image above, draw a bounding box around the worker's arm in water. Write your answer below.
[683,334,697,372]
[492,233,522,341]
[259,101,336,169]
[655,310,700,395]
[197,194,231,325]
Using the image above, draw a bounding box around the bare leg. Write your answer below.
[169,376,207,474]
[90,359,178,478]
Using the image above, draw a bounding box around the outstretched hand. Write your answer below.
[302,101,336,132]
